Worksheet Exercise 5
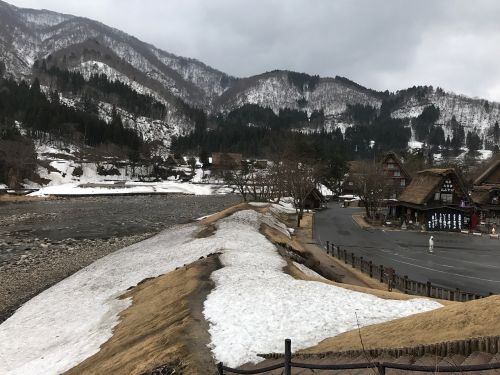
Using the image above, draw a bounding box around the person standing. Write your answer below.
[429,235,434,253]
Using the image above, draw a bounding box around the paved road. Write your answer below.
[314,204,500,295]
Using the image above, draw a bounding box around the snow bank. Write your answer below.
[0,209,442,374]
[0,223,206,374]
[29,181,225,196]
[203,210,442,367]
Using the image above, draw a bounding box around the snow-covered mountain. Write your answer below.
[391,88,499,141]
[1,0,500,145]
[0,0,233,108]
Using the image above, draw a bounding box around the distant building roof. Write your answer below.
[398,168,466,205]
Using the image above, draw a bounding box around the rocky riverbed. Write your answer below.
[0,194,242,322]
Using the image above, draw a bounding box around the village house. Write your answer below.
[381,152,412,199]
[340,160,364,196]
[165,154,185,168]
[211,152,243,170]
[303,188,325,210]
[395,168,473,232]
[342,153,410,199]
[470,159,500,229]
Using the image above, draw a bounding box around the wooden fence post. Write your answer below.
[377,363,386,375]
[344,249,348,264]
[369,261,373,278]
[456,288,461,302]
[284,339,291,375]
[217,362,224,375]
[351,253,355,268]
[404,276,409,294]
[326,241,330,254]
[379,265,384,283]
[360,256,364,272]
[426,281,431,297]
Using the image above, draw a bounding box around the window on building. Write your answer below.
[400,179,406,187]
[394,170,401,177]
[434,192,440,201]
[441,193,453,203]
[387,163,395,170]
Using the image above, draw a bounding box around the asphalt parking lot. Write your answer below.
[314,204,500,295]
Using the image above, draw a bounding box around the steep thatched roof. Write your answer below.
[381,152,411,180]
[470,188,491,205]
[474,159,500,186]
[398,168,463,205]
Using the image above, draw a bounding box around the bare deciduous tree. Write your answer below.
[351,161,388,220]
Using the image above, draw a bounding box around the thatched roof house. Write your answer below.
[211,152,242,169]
[381,152,411,198]
[304,188,325,210]
[397,168,472,231]
[399,168,468,206]
[470,159,500,216]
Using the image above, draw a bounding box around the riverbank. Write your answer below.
[0,194,242,322]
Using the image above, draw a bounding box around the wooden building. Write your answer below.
[381,152,411,199]
[303,188,325,210]
[471,159,500,226]
[342,153,411,199]
[396,168,472,231]
[341,161,364,196]
[211,152,243,169]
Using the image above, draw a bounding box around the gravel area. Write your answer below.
[0,194,242,322]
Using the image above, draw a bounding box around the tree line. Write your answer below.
[34,63,167,120]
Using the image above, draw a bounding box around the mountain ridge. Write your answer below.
[1,0,499,148]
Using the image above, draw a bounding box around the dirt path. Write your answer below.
[295,215,377,289]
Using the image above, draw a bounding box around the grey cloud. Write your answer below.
[9,0,500,101]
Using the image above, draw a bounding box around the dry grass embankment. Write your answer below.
[301,295,500,354]
[64,256,221,375]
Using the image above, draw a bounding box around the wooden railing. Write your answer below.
[324,241,491,302]
[218,339,500,374]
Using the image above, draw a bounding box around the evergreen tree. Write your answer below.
[466,131,481,152]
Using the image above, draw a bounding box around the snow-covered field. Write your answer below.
[30,181,229,196]
[24,141,226,196]
[0,209,442,374]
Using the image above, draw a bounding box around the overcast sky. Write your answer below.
[9,0,500,101]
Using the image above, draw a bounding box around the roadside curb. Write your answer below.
[351,214,372,230]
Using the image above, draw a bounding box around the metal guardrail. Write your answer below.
[218,339,500,374]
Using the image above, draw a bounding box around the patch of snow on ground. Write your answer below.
[408,140,424,149]
[29,181,226,196]
[478,149,493,160]
[319,183,334,197]
[293,262,327,280]
[0,209,443,374]
[204,210,443,367]
[0,223,203,375]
